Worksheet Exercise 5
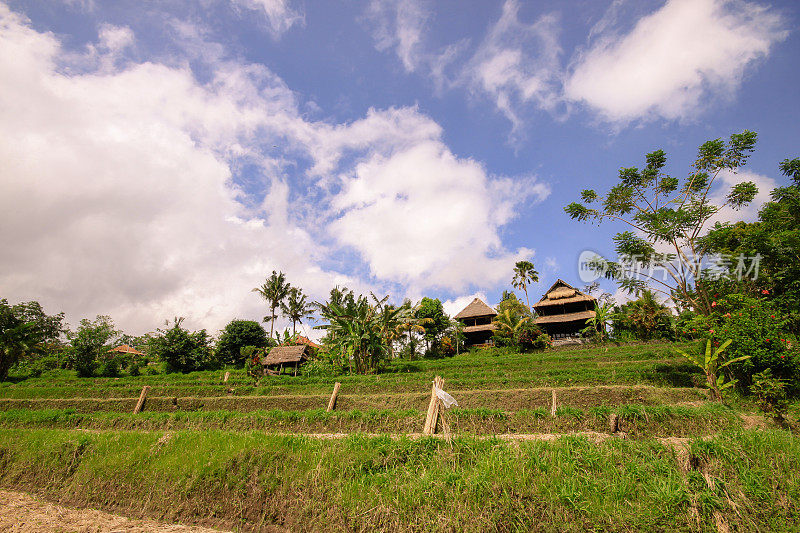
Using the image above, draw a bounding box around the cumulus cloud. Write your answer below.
[329,140,548,290]
[566,0,788,123]
[0,3,541,333]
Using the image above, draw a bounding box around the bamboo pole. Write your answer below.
[550,389,557,418]
[133,385,150,414]
[327,382,341,412]
[223,371,230,383]
[423,376,443,435]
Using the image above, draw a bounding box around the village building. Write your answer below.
[107,344,146,357]
[454,297,497,347]
[261,344,310,376]
[533,279,597,339]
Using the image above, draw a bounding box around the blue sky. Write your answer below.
[1,0,798,336]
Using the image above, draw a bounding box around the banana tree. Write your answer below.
[675,339,750,400]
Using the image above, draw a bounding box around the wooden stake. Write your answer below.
[223,371,230,383]
[327,382,341,412]
[133,385,150,414]
[424,376,443,435]
[550,389,557,418]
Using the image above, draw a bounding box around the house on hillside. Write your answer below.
[454,297,497,347]
[262,344,310,376]
[533,279,597,340]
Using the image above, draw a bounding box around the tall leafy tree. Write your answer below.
[0,299,65,380]
[216,319,268,366]
[565,131,760,314]
[149,317,212,373]
[252,270,291,338]
[281,287,315,336]
[69,315,119,377]
[512,261,539,310]
[415,297,449,354]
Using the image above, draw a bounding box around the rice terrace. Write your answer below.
[2,1,800,532]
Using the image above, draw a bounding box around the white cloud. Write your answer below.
[329,140,548,290]
[0,4,541,334]
[566,0,788,123]
[366,0,429,72]
[462,0,563,135]
[230,0,303,38]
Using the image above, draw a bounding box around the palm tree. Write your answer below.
[281,287,314,336]
[493,308,531,345]
[585,302,616,342]
[252,271,291,338]
[512,260,539,311]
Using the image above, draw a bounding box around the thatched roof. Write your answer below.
[463,323,497,333]
[108,344,145,356]
[262,345,309,366]
[535,310,596,324]
[454,298,497,319]
[533,279,596,308]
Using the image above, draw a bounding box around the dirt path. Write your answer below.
[0,490,229,533]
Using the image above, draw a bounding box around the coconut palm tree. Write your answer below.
[281,287,314,336]
[493,308,531,346]
[252,271,291,338]
[512,260,539,311]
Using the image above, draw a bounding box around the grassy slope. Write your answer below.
[1,428,798,532]
[1,341,798,531]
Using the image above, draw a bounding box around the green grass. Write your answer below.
[0,428,798,531]
[0,403,742,437]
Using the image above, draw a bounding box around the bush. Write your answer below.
[750,370,789,421]
[708,294,799,394]
[100,357,120,378]
[149,319,213,374]
[301,359,338,378]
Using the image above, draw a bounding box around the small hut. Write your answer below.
[454,297,497,347]
[533,280,596,339]
[262,344,310,376]
[107,344,146,356]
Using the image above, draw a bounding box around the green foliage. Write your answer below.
[511,260,539,309]
[148,318,213,374]
[415,297,449,356]
[565,131,760,313]
[68,316,120,378]
[281,287,314,336]
[675,339,749,400]
[216,320,267,367]
[252,270,291,338]
[316,291,398,373]
[585,302,616,342]
[0,298,65,380]
[750,370,789,421]
[706,294,799,393]
[613,291,673,341]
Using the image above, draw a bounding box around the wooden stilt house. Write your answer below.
[454,298,497,347]
[262,344,310,376]
[533,280,596,339]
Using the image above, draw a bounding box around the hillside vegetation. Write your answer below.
[1,342,799,531]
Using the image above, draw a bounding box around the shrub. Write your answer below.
[301,359,338,378]
[708,294,799,394]
[100,357,120,378]
[750,370,789,421]
[149,319,213,374]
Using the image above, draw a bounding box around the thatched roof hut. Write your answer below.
[262,344,310,376]
[533,280,596,339]
[454,297,497,347]
[108,344,145,356]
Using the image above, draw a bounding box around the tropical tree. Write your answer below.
[565,131,760,314]
[415,297,449,355]
[585,302,616,342]
[149,317,212,373]
[613,290,673,340]
[675,339,750,400]
[492,308,531,348]
[281,287,315,336]
[512,260,539,310]
[0,299,65,380]
[69,315,120,378]
[252,270,291,338]
[315,291,389,374]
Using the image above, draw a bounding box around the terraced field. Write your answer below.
[1,342,798,532]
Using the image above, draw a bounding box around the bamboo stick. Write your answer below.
[327,382,341,412]
[550,389,557,418]
[424,376,443,435]
[133,385,150,414]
